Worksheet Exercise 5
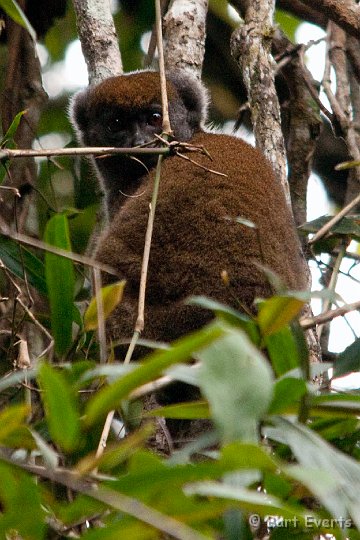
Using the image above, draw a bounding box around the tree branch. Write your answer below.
[72,0,122,85]
[300,0,360,39]
[301,299,360,330]
[230,0,290,206]
[163,0,208,79]
[273,31,322,228]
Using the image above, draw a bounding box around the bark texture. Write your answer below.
[72,0,123,85]
[163,0,208,79]
[230,0,289,205]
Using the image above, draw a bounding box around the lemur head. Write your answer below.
[70,70,209,149]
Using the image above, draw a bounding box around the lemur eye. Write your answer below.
[107,117,122,133]
[147,112,162,127]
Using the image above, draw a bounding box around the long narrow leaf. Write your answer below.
[85,322,225,426]
[44,213,75,356]
[38,363,81,452]
[257,295,305,337]
[0,110,27,183]
[0,235,46,295]
[84,280,126,331]
[0,0,36,40]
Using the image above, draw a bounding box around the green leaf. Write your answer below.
[84,280,126,331]
[84,322,225,426]
[75,424,154,475]
[300,215,360,241]
[220,442,278,472]
[266,417,360,528]
[68,204,99,253]
[333,336,360,378]
[269,378,307,414]
[275,9,302,42]
[44,213,75,356]
[257,295,305,337]
[263,471,292,499]
[188,296,260,344]
[112,442,276,497]
[80,520,161,539]
[56,494,106,528]
[1,110,26,146]
[0,235,47,295]
[145,401,210,420]
[0,462,45,539]
[311,393,360,417]
[184,481,310,528]
[0,404,34,449]
[265,325,303,376]
[0,0,36,40]
[31,429,59,469]
[312,417,359,441]
[197,329,274,443]
[0,110,27,183]
[38,362,81,452]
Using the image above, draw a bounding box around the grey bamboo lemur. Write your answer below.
[70,70,307,353]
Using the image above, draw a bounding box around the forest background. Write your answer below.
[1,1,360,539]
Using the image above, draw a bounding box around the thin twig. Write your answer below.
[129,375,173,400]
[174,150,228,177]
[309,24,360,248]
[0,228,117,276]
[156,0,172,136]
[16,297,54,359]
[124,0,171,364]
[144,0,169,67]
[124,330,140,365]
[0,145,170,160]
[95,409,115,460]
[0,185,21,196]
[125,154,164,364]
[317,243,346,339]
[308,192,360,245]
[298,46,333,123]
[300,299,360,330]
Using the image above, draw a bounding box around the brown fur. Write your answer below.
[70,72,308,443]
[95,131,307,348]
[89,72,177,110]
[71,71,307,354]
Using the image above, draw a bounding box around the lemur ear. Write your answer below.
[69,89,90,143]
[167,71,209,129]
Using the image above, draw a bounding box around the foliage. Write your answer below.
[0,1,360,539]
[1,287,360,538]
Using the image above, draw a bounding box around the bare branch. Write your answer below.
[300,0,360,39]
[317,243,346,339]
[308,192,360,245]
[0,228,117,276]
[163,0,208,79]
[156,0,172,135]
[273,31,322,227]
[124,0,170,364]
[72,0,122,85]
[310,22,360,244]
[230,0,290,207]
[0,146,170,160]
[301,299,360,330]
